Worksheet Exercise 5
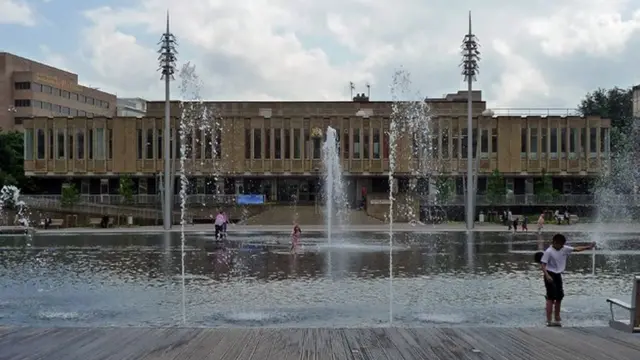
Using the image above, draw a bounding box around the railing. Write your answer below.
[489,108,581,117]
[21,194,237,206]
[419,194,640,206]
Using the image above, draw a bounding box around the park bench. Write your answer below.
[606,275,640,333]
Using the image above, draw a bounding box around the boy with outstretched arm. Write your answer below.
[537,233,595,326]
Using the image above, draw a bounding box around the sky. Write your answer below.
[2,0,640,109]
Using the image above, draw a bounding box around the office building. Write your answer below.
[0,52,116,130]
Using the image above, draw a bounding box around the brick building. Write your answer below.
[0,52,116,131]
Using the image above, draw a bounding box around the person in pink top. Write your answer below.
[290,224,301,254]
[214,211,225,240]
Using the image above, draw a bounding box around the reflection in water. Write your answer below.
[0,231,638,328]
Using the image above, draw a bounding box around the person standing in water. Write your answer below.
[214,211,225,240]
[537,233,595,327]
[537,213,545,234]
[290,224,301,254]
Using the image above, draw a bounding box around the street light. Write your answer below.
[460,11,480,230]
[157,11,178,230]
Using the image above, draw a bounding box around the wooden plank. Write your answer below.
[0,327,639,360]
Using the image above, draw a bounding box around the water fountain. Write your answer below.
[175,62,225,324]
[0,185,31,239]
[388,69,434,324]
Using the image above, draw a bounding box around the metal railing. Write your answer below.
[419,194,640,206]
[21,194,237,206]
[489,108,581,117]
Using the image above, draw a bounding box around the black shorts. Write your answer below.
[544,271,564,301]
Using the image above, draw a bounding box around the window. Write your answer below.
[520,127,527,157]
[158,129,164,159]
[383,128,389,159]
[42,85,52,94]
[62,90,69,98]
[480,129,488,153]
[471,128,477,158]
[569,128,577,156]
[430,132,438,159]
[137,129,143,159]
[284,129,291,159]
[48,129,54,160]
[274,128,281,159]
[293,129,301,159]
[71,93,78,101]
[452,126,459,158]
[461,128,468,158]
[33,100,42,109]
[62,107,70,115]
[88,129,94,159]
[550,128,558,156]
[253,128,262,159]
[541,128,547,155]
[530,128,538,156]
[204,130,212,159]
[36,129,45,159]
[78,95,85,103]
[33,83,42,92]
[600,128,607,153]
[264,128,271,159]
[78,110,85,116]
[57,129,65,159]
[304,128,310,159]
[373,128,381,159]
[70,109,78,116]
[580,128,586,158]
[353,128,361,159]
[14,82,30,90]
[491,128,497,156]
[589,128,597,156]
[76,130,85,159]
[363,129,370,159]
[442,127,449,158]
[245,129,251,159]
[53,88,61,97]
[194,129,202,159]
[14,99,30,107]
[43,102,52,110]
[313,137,321,159]
[106,129,111,160]
[560,128,567,157]
[214,129,222,159]
[184,131,192,158]
[24,129,34,160]
[67,132,74,160]
[343,127,350,159]
[53,104,61,113]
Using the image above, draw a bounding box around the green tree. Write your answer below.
[435,176,454,204]
[61,183,80,207]
[578,87,638,195]
[535,169,559,203]
[118,175,135,205]
[486,169,505,205]
[0,131,34,191]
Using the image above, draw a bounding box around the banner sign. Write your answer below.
[236,194,265,205]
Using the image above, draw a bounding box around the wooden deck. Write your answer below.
[0,326,638,360]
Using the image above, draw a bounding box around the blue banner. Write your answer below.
[236,194,265,205]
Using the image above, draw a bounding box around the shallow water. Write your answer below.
[0,231,637,328]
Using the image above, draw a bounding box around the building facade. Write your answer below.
[22,95,611,207]
[0,52,117,131]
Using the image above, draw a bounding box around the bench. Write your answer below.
[89,218,102,227]
[606,275,640,333]
[50,219,64,228]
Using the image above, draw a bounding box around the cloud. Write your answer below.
[48,0,640,108]
[0,0,35,26]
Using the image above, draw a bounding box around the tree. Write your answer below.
[578,87,639,196]
[61,183,80,207]
[435,176,454,204]
[486,169,505,205]
[535,169,559,203]
[0,131,34,191]
[118,175,134,205]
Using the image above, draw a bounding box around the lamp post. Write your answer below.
[461,11,480,230]
[158,11,178,230]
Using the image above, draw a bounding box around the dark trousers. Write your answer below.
[544,271,564,301]
[214,225,223,239]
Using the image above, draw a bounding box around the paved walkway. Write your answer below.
[3,222,640,235]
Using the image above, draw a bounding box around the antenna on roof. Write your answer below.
[349,81,355,100]
[366,83,371,99]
